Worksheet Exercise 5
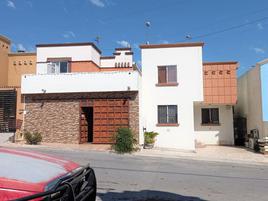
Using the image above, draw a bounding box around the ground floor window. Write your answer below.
[201,108,219,125]
[158,105,178,124]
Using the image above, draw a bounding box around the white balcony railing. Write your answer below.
[21,71,140,94]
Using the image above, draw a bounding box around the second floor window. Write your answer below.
[47,61,69,74]
[158,65,177,84]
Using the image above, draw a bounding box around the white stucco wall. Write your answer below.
[235,65,265,138]
[36,45,100,74]
[194,104,234,145]
[100,58,114,67]
[140,46,203,150]
[21,71,140,94]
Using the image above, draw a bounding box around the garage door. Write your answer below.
[93,99,129,143]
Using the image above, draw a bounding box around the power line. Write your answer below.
[185,16,268,41]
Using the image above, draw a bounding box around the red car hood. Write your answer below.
[0,148,79,193]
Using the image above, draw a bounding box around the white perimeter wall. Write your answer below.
[194,104,234,145]
[36,45,100,74]
[140,46,203,150]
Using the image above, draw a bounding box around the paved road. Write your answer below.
[14,147,268,201]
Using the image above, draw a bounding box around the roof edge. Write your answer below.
[203,61,238,65]
[8,52,36,56]
[115,47,132,51]
[100,56,115,59]
[36,42,102,54]
[140,42,204,49]
[0,35,11,44]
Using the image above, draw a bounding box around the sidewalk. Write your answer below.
[1,142,268,165]
[135,146,268,165]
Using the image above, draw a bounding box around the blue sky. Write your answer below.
[1,0,268,76]
[261,63,268,121]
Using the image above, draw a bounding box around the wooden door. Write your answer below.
[93,99,129,144]
[80,108,88,143]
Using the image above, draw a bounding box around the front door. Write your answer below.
[80,107,94,143]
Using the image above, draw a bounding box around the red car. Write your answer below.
[0,148,97,201]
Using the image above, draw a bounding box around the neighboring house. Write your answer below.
[0,35,36,135]
[21,43,140,144]
[140,43,238,150]
[235,59,268,139]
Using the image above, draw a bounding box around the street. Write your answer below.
[15,147,268,201]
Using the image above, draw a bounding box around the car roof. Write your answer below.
[0,148,79,193]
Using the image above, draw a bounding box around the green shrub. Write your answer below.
[144,131,158,144]
[24,131,42,145]
[112,128,136,153]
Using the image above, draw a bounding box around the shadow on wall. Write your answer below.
[98,190,207,201]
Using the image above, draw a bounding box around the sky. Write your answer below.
[261,63,268,121]
[0,0,268,76]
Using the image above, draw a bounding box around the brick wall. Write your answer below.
[23,91,139,144]
[24,98,80,143]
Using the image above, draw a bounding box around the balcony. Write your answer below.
[21,71,140,94]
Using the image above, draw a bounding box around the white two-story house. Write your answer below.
[140,42,238,150]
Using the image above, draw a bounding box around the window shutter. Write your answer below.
[158,67,167,83]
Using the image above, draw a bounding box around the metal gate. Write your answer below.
[0,90,17,132]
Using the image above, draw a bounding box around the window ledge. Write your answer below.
[156,123,180,127]
[156,83,179,87]
[201,123,221,126]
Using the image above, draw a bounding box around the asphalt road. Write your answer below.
[15,147,268,201]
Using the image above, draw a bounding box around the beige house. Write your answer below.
[0,35,36,136]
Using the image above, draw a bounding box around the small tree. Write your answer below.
[24,131,42,145]
[112,128,136,153]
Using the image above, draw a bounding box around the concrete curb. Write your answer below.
[1,142,268,166]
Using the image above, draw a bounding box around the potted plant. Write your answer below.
[144,131,158,149]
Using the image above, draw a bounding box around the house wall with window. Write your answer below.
[194,103,234,145]
[140,43,204,150]
[194,62,238,146]
[36,43,101,74]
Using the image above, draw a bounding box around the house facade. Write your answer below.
[0,35,36,135]
[235,59,268,139]
[18,40,239,150]
[21,43,140,144]
[140,43,238,150]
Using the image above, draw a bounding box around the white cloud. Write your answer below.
[6,0,15,9]
[257,22,264,30]
[17,44,26,51]
[89,0,105,7]
[253,47,265,54]
[116,40,130,48]
[63,31,76,39]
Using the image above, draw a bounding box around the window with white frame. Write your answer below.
[47,61,69,74]
[158,105,178,124]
